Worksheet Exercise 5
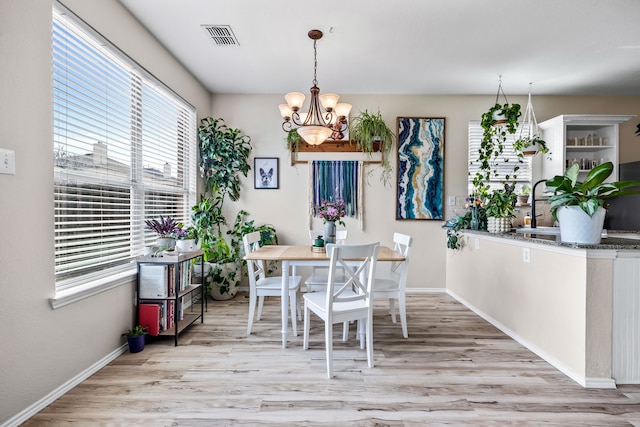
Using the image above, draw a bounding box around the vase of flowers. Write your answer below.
[465,197,483,230]
[316,199,346,244]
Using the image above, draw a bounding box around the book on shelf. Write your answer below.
[139,264,169,298]
[139,303,161,336]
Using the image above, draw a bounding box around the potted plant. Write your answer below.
[484,185,516,233]
[145,215,180,249]
[349,109,395,186]
[472,102,522,196]
[514,134,550,157]
[175,226,199,252]
[546,162,640,244]
[122,325,148,353]
[516,184,531,205]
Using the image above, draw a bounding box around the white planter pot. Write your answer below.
[175,239,199,252]
[208,262,240,301]
[156,237,176,249]
[521,144,540,156]
[487,216,512,233]
[557,206,606,244]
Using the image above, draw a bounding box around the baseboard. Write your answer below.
[1,345,128,427]
[446,289,616,389]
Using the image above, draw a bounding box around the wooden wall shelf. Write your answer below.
[290,140,382,165]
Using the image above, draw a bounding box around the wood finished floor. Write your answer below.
[24,293,640,426]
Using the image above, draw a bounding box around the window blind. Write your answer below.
[468,121,531,193]
[53,3,196,290]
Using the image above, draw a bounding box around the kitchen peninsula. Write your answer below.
[446,229,640,389]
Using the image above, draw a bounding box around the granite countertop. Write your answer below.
[462,229,640,250]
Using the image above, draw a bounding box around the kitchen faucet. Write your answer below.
[530,179,547,229]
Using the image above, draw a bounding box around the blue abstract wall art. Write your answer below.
[396,117,445,220]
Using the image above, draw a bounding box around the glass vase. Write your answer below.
[470,208,479,230]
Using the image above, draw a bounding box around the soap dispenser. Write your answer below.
[524,212,532,227]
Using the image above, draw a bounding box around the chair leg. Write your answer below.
[342,321,349,342]
[399,295,408,339]
[290,290,298,337]
[358,319,365,349]
[247,291,257,336]
[303,303,310,350]
[365,316,374,368]
[257,296,265,320]
[325,319,334,379]
[389,298,397,323]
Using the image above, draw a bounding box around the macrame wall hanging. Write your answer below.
[309,160,364,230]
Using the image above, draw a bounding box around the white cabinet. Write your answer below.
[537,115,633,182]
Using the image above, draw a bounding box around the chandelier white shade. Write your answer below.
[280,30,351,146]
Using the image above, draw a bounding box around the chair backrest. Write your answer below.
[325,242,379,307]
[309,229,348,245]
[243,231,266,286]
[390,232,413,288]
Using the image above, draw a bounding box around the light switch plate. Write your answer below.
[0,148,16,175]
[448,195,456,206]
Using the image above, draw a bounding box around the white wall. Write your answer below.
[210,94,640,293]
[1,0,640,423]
[0,0,210,424]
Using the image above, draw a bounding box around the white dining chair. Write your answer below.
[243,231,302,336]
[305,229,348,292]
[303,242,379,378]
[373,232,413,338]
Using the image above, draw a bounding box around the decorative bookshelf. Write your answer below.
[135,249,204,346]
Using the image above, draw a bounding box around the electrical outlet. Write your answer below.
[0,148,16,175]
[448,195,456,206]
[523,247,530,263]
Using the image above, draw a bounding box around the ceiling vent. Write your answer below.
[202,25,239,46]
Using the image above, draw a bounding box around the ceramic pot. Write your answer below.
[156,237,176,249]
[323,221,337,244]
[487,216,512,233]
[557,206,606,244]
[175,239,198,252]
[127,335,145,353]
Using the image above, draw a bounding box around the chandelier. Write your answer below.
[279,29,351,146]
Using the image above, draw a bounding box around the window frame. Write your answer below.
[51,2,197,308]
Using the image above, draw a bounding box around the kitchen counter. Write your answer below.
[463,228,640,250]
[446,229,640,388]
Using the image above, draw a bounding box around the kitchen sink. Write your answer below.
[516,226,560,235]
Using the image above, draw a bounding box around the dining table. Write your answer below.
[243,244,406,348]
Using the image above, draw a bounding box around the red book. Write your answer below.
[139,303,161,336]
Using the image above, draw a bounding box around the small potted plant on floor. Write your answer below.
[122,325,148,353]
[546,162,640,244]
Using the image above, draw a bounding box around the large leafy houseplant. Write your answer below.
[546,162,640,220]
[349,109,395,186]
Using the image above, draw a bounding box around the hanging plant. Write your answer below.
[349,109,395,187]
[472,78,522,197]
[513,85,550,158]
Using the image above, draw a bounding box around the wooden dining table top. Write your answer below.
[244,245,404,262]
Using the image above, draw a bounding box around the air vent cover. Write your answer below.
[202,25,239,46]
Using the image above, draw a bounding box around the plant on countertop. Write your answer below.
[546,162,640,220]
[349,109,395,187]
[484,185,516,219]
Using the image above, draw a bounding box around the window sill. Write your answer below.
[49,268,136,309]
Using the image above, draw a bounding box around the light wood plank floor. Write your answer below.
[24,293,640,426]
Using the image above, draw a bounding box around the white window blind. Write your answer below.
[52,3,196,291]
[468,121,531,193]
